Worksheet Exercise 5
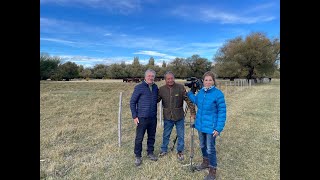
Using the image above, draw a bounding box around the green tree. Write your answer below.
[131,57,143,77]
[148,57,155,66]
[167,57,188,78]
[214,32,280,79]
[108,64,127,79]
[55,61,79,81]
[161,61,167,68]
[145,56,160,76]
[158,61,168,78]
[120,61,129,78]
[93,64,108,79]
[185,55,212,78]
[79,68,92,79]
[40,53,61,80]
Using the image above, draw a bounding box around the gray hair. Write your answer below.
[164,71,175,79]
[145,69,156,77]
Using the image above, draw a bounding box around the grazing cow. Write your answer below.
[133,78,140,83]
[123,77,141,83]
[154,77,162,82]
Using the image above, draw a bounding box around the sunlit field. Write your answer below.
[40,79,280,179]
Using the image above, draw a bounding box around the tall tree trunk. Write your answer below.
[246,67,256,83]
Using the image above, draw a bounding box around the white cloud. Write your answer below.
[134,50,169,57]
[201,10,275,24]
[134,50,177,61]
[244,2,277,14]
[40,17,108,35]
[40,0,142,14]
[40,38,75,44]
[58,54,138,68]
[40,17,223,59]
[171,5,276,24]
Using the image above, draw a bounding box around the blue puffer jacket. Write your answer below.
[130,81,158,119]
[187,86,227,134]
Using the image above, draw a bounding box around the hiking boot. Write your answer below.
[147,153,158,161]
[195,157,209,171]
[158,151,168,157]
[204,167,216,180]
[177,152,184,161]
[135,157,142,166]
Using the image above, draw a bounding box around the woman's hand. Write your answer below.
[212,130,219,137]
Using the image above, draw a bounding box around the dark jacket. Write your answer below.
[158,82,195,121]
[130,80,158,119]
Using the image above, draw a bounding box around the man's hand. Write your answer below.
[190,114,195,120]
[133,117,139,126]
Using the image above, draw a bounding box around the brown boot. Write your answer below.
[204,167,216,180]
[195,157,209,171]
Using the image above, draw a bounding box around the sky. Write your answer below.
[40,0,280,68]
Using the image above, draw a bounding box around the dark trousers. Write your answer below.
[134,117,157,157]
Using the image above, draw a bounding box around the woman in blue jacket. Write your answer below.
[187,71,227,180]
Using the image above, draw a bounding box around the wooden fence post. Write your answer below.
[118,92,123,147]
[159,100,163,127]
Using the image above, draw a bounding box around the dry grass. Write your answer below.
[40,79,280,180]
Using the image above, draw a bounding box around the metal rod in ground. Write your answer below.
[170,105,189,151]
[118,92,123,147]
[170,135,178,151]
[189,121,195,172]
[182,120,196,172]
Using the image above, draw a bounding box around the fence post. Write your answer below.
[225,82,228,95]
[118,92,123,147]
[183,101,187,113]
[241,79,243,91]
[159,100,163,127]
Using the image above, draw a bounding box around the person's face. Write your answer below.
[203,76,214,88]
[165,74,175,86]
[145,72,155,84]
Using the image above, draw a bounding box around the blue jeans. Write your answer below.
[134,117,157,157]
[198,131,217,168]
[160,119,185,153]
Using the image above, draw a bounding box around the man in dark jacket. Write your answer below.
[130,69,159,166]
[158,71,195,161]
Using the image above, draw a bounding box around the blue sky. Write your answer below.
[40,0,279,68]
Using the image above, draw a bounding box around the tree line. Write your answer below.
[40,32,280,81]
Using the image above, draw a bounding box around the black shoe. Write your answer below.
[147,153,158,161]
[135,157,142,166]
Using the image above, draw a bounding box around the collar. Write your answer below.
[143,80,154,86]
[202,86,215,92]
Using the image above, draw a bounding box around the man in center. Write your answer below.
[158,71,196,161]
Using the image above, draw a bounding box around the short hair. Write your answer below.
[164,71,175,79]
[145,69,156,77]
[203,71,216,84]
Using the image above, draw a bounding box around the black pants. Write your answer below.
[134,117,157,157]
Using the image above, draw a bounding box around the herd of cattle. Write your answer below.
[122,77,163,83]
[122,77,272,83]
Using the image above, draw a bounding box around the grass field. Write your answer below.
[40,79,280,180]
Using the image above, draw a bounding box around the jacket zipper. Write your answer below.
[200,91,207,131]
